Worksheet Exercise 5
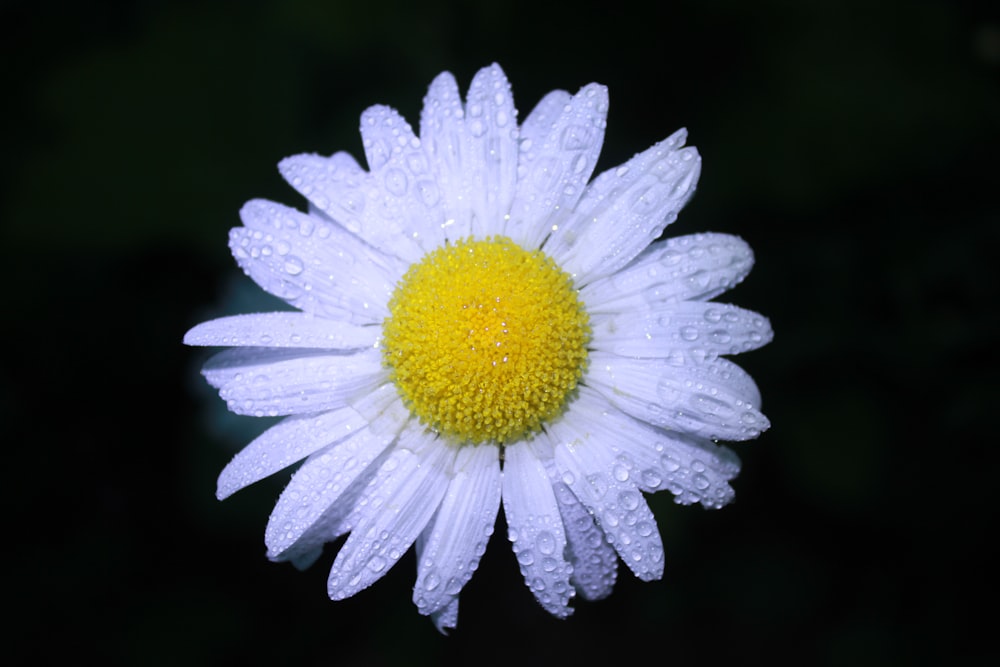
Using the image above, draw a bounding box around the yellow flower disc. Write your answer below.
[382,236,590,445]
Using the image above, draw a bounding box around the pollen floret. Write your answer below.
[382,236,590,445]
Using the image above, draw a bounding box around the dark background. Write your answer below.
[3,0,997,664]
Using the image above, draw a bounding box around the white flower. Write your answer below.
[185,63,772,632]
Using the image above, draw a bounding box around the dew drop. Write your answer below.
[619,490,640,511]
[537,531,556,555]
[710,330,732,344]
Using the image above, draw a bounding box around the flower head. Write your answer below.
[185,63,772,632]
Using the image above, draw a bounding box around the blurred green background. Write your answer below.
[3,0,997,664]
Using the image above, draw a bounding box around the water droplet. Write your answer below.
[586,473,609,498]
[537,530,556,555]
[283,256,304,275]
[618,489,640,510]
[383,167,408,196]
[641,469,662,488]
[661,453,682,472]
[710,330,732,344]
[561,125,590,150]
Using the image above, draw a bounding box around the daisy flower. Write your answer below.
[185,63,771,632]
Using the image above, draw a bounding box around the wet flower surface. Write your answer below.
[185,63,772,632]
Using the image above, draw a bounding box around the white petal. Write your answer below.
[184,312,379,350]
[502,440,575,618]
[327,425,452,601]
[232,199,402,323]
[264,414,404,563]
[413,444,501,618]
[506,83,608,248]
[359,105,447,257]
[274,390,413,558]
[581,232,755,310]
[590,301,773,358]
[419,70,474,241]
[525,426,618,600]
[518,89,571,151]
[564,387,741,509]
[278,151,426,263]
[586,350,769,441]
[620,427,741,509]
[461,64,519,238]
[546,417,665,582]
[430,597,459,634]
[201,347,385,416]
[548,473,618,600]
[545,129,700,283]
[217,406,370,500]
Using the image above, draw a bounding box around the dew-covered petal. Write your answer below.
[581,232,755,310]
[264,412,405,564]
[201,347,385,417]
[565,387,741,509]
[419,70,474,241]
[586,350,769,441]
[278,150,426,263]
[277,150,366,227]
[545,129,700,283]
[618,425,741,509]
[590,301,773,359]
[430,597,460,635]
[507,83,608,248]
[267,389,412,566]
[232,199,402,323]
[217,406,370,500]
[536,439,619,600]
[184,312,380,350]
[359,105,447,256]
[546,414,665,582]
[518,89,571,150]
[413,444,501,619]
[328,425,452,601]
[502,440,575,618]
[461,63,519,238]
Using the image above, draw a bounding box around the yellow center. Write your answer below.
[382,236,590,445]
